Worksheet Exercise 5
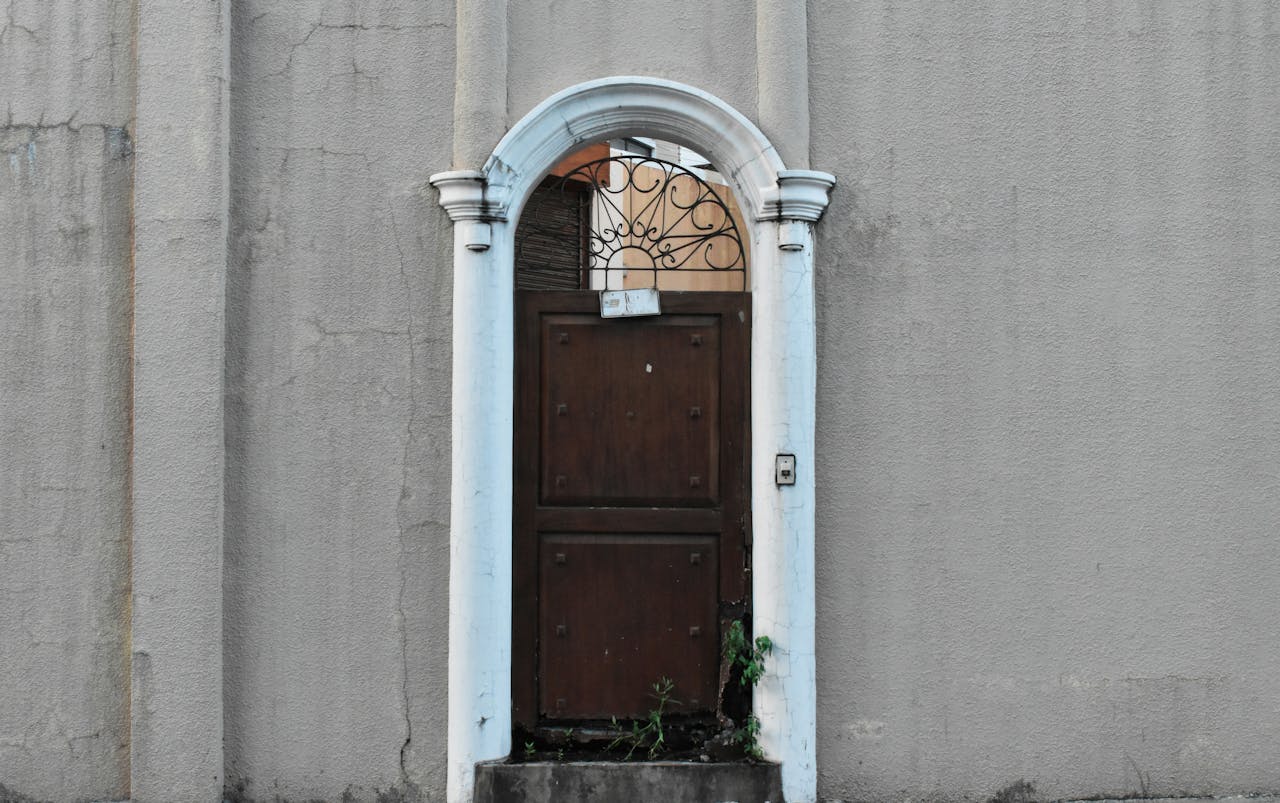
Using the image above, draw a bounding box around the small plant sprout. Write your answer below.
[724,620,773,686]
[608,676,678,760]
[723,620,774,760]
[733,713,764,761]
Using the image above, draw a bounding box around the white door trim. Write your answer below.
[431,76,834,803]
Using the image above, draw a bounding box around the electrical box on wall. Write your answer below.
[775,454,796,486]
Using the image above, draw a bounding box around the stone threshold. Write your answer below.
[474,759,784,803]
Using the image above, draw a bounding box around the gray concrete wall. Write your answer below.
[810,2,1280,800]
[0,1,134,801]
[505,0,758,142]
[223,3,454,800]
[5,2,1280,802]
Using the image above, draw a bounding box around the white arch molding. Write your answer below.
[431,77,834,803]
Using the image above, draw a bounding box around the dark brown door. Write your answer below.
[513,290,750,730]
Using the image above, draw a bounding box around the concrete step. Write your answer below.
[474,760,783,803]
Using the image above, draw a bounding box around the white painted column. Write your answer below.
[752,225,818,803]
[756,38,825,800]
[131,2,229,801]
[756,43,824,797]
[431,172,513,803]
[442,1,509,796]
[754,172,835,803]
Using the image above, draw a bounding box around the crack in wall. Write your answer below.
[254,19,449,83]
[305,318,410,339]
[1,109,133,135]
[0,0,37,43]
[389,201,418,790]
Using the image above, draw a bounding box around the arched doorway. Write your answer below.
[431,77,833,803]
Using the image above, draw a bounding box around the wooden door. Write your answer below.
[513,290,750,731]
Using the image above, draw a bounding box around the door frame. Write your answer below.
[431,76,834,803]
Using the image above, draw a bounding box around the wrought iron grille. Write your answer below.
[516,155,747,292]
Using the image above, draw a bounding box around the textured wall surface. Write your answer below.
[0,1,134,801]
[5,2,1280,801]
[223,2,455,800]
[810,2,1280,800]
[505,0,757,142]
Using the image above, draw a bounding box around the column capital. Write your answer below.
[429,170,491,221]
[773,169,836,223]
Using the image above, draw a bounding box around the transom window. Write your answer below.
[515,140,750,292]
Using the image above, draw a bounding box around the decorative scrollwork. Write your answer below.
[517,155,747,291]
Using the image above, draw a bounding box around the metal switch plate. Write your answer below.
[775,453,796,486]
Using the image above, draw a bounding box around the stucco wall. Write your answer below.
[4,2,1280,802]
[223,3,455,801]
[505,0,757,143]
[810,2,1280,800]
[0,1,134,801]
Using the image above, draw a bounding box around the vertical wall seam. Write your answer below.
[123,0,139,796]
[218,0,231,791]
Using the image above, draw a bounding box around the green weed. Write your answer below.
[608,677,678,760]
